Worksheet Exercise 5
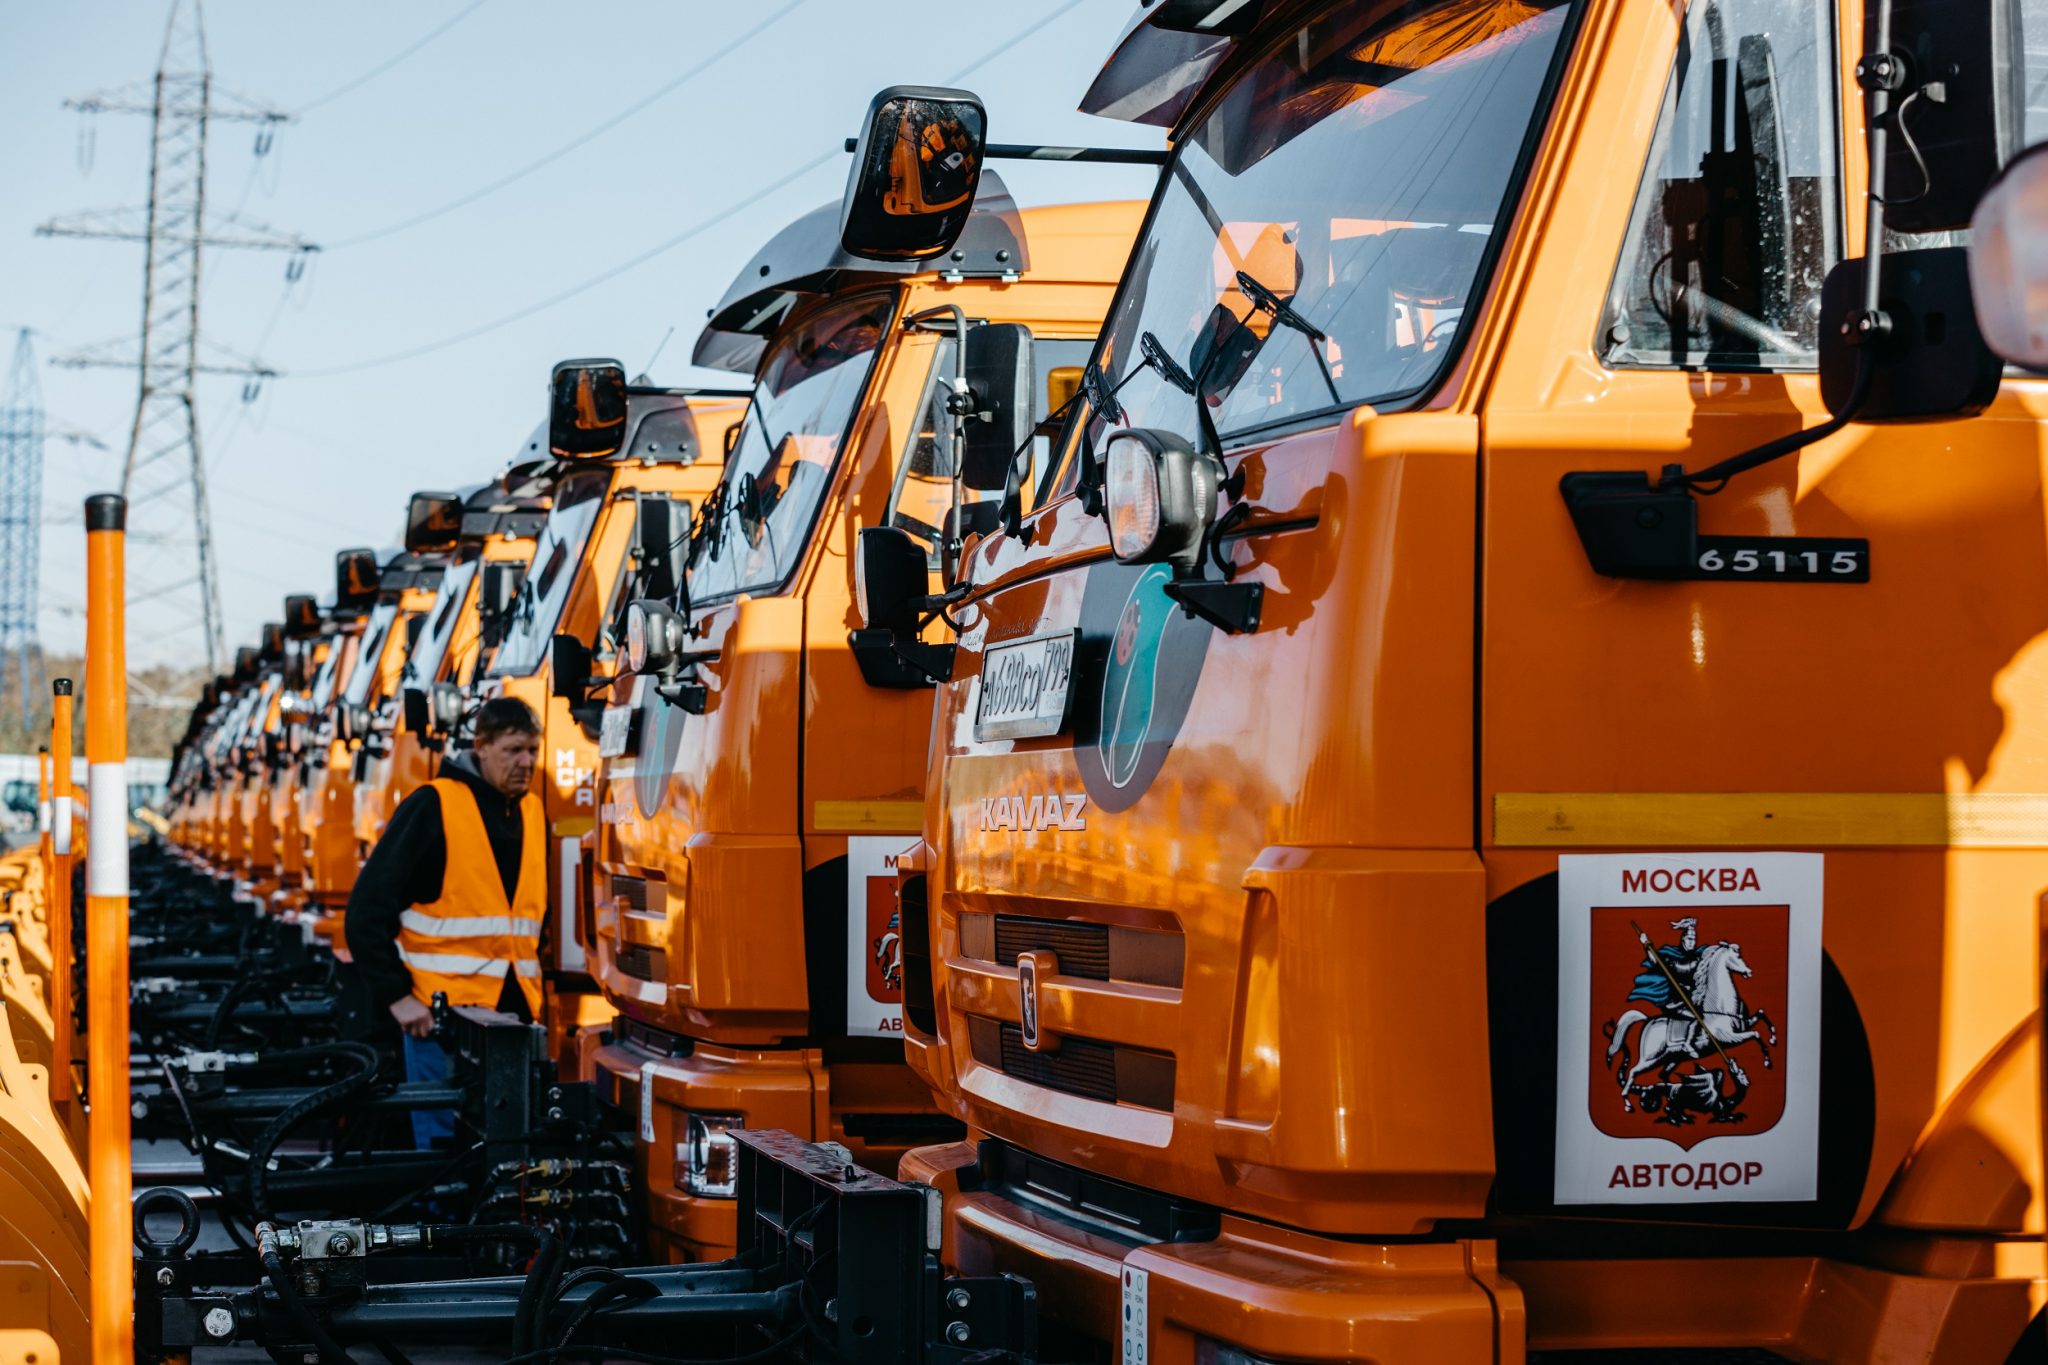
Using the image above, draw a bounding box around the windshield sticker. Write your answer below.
[1554,853,1823,1205]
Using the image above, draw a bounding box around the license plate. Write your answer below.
[975,629,1078,741]
[598,704,638,758]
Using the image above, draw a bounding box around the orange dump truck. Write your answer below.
[830,5,2048,1363]
[584,179,1141,1261]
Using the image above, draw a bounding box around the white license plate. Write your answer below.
[975,629,1078,741]
[598,705,637,758]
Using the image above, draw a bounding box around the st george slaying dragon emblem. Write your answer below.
[1590,907,1787,1147]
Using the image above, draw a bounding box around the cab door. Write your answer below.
[1479,0,2048,1237]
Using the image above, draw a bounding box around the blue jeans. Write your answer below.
[401,1032,457,1149]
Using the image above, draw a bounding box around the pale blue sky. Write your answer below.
[1,0,1160,665]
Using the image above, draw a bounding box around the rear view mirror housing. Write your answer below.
[1969,142,2048,371]
[335,549,379,610]
[550,633,594,703]
[960,323,1034,492]
[405,492,463,552]
[850,526,953,688]
[841,85,987,262]
[549,359,629,460]
[1872,0,2026,234]
[477,562,524,626]
[283,593,321,639]
[430,682,466,734]
[634,497,679,602]
[401,686,430,736]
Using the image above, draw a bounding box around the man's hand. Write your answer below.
[389,995,436,1039]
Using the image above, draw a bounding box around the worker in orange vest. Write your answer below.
[345,696,544,1146]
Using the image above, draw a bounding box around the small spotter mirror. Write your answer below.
[841,86,987,262]
[549,359,629,460]
[258,622,285,662]
[550,633,593,702]
[405,492,463,552]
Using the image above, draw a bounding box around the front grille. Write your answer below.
[995,918,1109,978]
[611,873,661,915]
[616,942,666,981]
[615,1016,689,1057]
[964,913,1183,988]
[966,1015,1175,1111]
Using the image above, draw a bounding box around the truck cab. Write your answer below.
[350,483,548,865]
[880,5,2048,1363]
[457,384,742,1046]
[585,179,1141,1262]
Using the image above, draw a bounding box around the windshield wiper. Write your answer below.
[1140,329,1226,463]
[1235,270,1340,404]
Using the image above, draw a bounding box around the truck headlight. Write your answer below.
[1103,428,1221,572]
[677,1112,744,1198]
[626,600,683,675]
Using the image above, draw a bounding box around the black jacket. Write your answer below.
[344,760,530,1017]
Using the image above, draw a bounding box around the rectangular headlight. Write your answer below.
[675,1112,745,1198]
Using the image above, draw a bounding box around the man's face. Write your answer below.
[475,730,539,798]
[1680,926,1697,951]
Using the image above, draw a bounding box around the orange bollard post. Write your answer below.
[84,493,131,1361]
[50,679,76,1109]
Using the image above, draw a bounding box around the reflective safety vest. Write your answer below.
[395,777,544,1016]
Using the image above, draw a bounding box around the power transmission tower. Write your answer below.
[38,0,315,671]
[0,331,47,723]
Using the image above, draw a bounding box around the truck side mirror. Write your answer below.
[405,492,463,552]
[635,497,678,601]
[840,85,987,262]
[1872,0,2026,234]
[1969,142,2048,371]
[960,323,1034,493]
[850,527,953,688]
[551,632,594,703]
[401,686,430,736]
[477,562,523,625]
[549,359,629,460]
[430,682,466,734]
[283,593,320,638]
[336,548,379,610]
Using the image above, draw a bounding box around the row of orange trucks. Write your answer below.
[1,0,2045,1360]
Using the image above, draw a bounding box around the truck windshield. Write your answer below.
[688,291,892,603]
[405,559,476,687]
[491,472,609,677]
[1085,0,1572,451]
[342,604,398,708]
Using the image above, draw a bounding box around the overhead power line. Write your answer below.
[298,0,494,113]
[324,0,812,249]
[289,0,1093,378]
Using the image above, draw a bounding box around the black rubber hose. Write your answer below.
[553,1274,657,1352]
[512,1230,564,1357]
[246,1041,381,1223]
[202,967,290,1046]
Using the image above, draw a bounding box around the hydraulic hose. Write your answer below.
[202,966,295,1046]
[246,1041,382,1223]
[512,1230,566,1357]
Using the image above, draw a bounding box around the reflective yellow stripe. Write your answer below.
[1492,792,2048,849]
[812,800,922,834]
[397,949,508,977]
[398,910,544,939]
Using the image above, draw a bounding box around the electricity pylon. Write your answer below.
[39,0,315,670]
[0,332,46,721]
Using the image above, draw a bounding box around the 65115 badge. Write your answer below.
[1554,853,1823,1205]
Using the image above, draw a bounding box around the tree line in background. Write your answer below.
[0,654,209,758]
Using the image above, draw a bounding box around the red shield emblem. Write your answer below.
[1588,904,1788,1150]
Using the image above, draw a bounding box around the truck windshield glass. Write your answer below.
[404,559,475,687]
[1083,0,1572,452]
[689,291,892,602]
[342,604,398,707]
[491,472,609,677]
